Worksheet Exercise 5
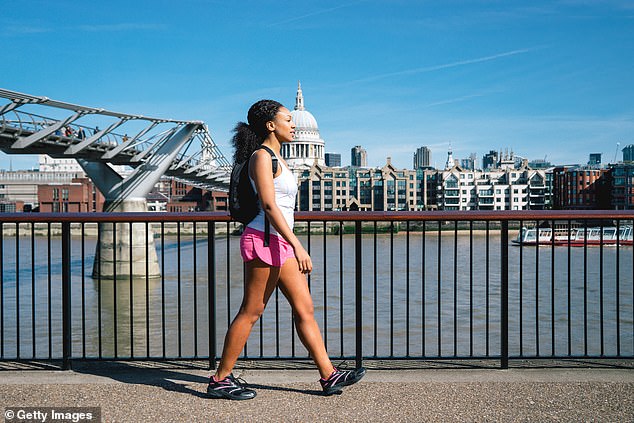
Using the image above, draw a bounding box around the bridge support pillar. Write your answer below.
[92,198,161,279]
[82,123,199,280]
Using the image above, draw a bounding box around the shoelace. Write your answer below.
[334,360,349,372]
[233,376,248,387]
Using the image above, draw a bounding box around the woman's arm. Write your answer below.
[250,149,312,273]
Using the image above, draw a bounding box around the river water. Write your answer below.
[1,230,632,360]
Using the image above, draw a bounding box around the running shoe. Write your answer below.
[206,373,257,400]
[320,366,366,396]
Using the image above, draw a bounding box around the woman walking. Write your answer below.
[207,100,365,400]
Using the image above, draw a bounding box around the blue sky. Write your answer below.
[1,0,633,170]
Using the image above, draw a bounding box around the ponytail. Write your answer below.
[231,122,261,164]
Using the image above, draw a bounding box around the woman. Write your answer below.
[207,100,365,400]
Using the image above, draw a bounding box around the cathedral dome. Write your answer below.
[281,81,326,168]
[291,108,318,130]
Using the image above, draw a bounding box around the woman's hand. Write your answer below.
[293,244,312,274]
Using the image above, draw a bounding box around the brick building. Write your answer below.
[552,166,611,209]
[38,177,105,212]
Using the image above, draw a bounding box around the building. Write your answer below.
[436,162,548,211]
[281,82,326,168]
[623,144,634,162]
[296,158,430,212]
[609,162,634,209]
[413,146,431,169]
[460,153,477,171]
[0,170,86,211]
[552,166,611,209]
[528,159,552,169]
[0,200,24,212]
[482,150,498,170]
[588,153,602,166]
[444,148,457,170]
[351,145,367,167]
[325,153,341,167]
[38,177,104,212]
[498,149,516,169]
[153,177,228,212]
[38,155,84,173]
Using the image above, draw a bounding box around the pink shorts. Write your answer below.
[240,227,295,267]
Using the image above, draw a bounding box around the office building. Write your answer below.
[461,153,477,171]
[588,153,602,166]
[482,150,498,170]
[610,162,634,209]
[413,146,431,169]
[325,153,341,167]
[351,145,367,167]
[528,159,552,169]
[623,144,634,162]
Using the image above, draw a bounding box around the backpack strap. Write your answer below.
[257,145,278,247]
[258,145,278,175]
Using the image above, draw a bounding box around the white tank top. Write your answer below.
[247,151,297,236]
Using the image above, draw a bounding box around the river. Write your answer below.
[1,230,632,360]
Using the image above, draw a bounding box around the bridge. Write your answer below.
[0,88,231,195]
[0,88,232,278]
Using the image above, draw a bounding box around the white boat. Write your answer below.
[513,224,633,246]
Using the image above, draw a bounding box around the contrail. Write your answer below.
[268,0,366,27]
[349,47,538,84]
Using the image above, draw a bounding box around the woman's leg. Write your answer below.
[277,258,335,379]
[214,258,280,380]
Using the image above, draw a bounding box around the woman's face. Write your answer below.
[270,107,295,143]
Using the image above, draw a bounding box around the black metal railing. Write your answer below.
[0,210,632,369]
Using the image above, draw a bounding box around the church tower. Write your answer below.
[281,82,326,168]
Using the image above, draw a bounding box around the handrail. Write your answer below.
[0,209,633,223]
[1,208,632,368]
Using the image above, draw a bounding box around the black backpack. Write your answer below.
[228,145,278,246]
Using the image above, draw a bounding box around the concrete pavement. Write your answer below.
[1,364,633,422]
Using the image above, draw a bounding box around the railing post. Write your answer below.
[500,220,509,369]
[61,221,72,370]
[208,222,217,370]
[355,221,363,369]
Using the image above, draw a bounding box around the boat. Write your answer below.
[513,223,634,246]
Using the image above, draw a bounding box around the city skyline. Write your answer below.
[1,1,633,170]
